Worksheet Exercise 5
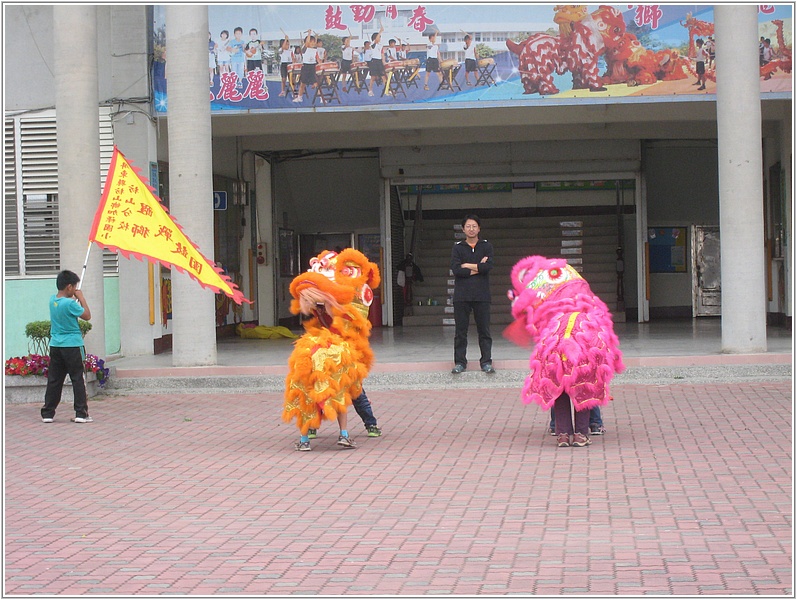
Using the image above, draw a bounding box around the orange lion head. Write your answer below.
[289,248,380,323]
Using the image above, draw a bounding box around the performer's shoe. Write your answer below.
[451,364,466,374]
[366,425,382,437]
[589,424,606,436]
[572,433,592,447]
[308,429,317,439]
[295,441,311,451]
[557,433,571,448]
[337,435,357,449]
[481,363,496,374]
[697,85,706,90]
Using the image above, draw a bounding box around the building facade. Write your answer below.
[3,4,792,361]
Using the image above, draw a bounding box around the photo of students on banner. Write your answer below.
[152,4,792,113]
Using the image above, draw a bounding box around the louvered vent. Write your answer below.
[5,118,20,275]
[99,107,118,273]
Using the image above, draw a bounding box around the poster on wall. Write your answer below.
[152,4,792,113]
[648,227,687,273]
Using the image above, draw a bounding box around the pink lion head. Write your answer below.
[507,255,594,340]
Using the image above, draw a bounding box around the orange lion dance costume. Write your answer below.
[282,249,381,437]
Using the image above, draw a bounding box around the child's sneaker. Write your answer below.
[308,429,317,439]
[337,435,357,449]
[41,417,53,423]
[71,416,93,423]
[295,441,311,451]
[572,433,591,447]
[557,433,570,447]
[366,425,381,437]
[589,423,606,436]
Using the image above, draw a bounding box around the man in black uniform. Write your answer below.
[450,214,495,374]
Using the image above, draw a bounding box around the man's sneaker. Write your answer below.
[41,417,53,423]
[557,433,570,447]
[451,364,466,374]
[589,424,606,436]
[337,435,357,449]
[308,429,317,439]
[295,441,311,451]
[366,425,381,437]
[572,433,592,447]
[71,417,93,423]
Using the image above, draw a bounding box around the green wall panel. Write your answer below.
[4,276,121,359]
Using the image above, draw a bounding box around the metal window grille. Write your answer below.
[4,118,20,275]
[4,108,118,275]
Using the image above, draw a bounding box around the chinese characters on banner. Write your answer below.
[324,4,433,31]
[88,147,250,305]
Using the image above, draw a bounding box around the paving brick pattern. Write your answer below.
[5,382,791,595]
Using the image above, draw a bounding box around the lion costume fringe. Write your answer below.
[505,255,624,411]
[282,249,381,435]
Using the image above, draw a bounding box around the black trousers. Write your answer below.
[453,300,492,368]
[42,346,88,419]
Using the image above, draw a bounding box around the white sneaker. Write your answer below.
[292,96,303,103]
[41,417,53,423]
[367,91,374,96]
[71,416,94,423]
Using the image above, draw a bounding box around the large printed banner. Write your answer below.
[152,4,792,113]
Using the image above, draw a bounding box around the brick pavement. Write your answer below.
[4,381,792,595]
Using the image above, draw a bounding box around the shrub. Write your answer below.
[25,320,92,355]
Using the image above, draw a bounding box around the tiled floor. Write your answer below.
[110,318,792,371]
[5,380,792,595]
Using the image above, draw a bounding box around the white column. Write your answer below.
[715,6,767,353]
[166,5,217,366]
[54,6,106,357]
[111,5,161,356]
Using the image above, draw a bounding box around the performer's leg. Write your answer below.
[553,393,573,435]
[336,412,356,448]
[352,390,377,428]
[574,408,590,437]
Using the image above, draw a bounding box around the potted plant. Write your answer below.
[5,320,108,404]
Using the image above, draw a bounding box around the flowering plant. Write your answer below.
[5,354,49,377]
[84,354,110,388]
[5,353,110,388]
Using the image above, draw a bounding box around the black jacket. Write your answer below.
[450,239,494,302]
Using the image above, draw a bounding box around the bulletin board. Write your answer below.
[648,227,687,273]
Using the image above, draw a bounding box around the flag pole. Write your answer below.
[77,242,92,290]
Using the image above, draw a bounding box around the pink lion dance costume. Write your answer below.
[506,256,624,412]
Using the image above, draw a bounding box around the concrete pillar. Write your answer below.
[108,5,161,356]
[54,6,106,357]
[166,5,217,366]
[715,6,767,353]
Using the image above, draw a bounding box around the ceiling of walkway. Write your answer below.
[186,99,791,153]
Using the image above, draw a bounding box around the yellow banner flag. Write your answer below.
[89,146,250,305]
